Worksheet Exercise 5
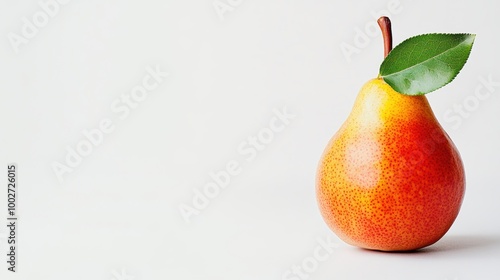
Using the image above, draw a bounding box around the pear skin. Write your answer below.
[316,78,465,251]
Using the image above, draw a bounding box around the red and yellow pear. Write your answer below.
[316,17,469,251]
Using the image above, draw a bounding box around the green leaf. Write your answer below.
[379,33,475,95]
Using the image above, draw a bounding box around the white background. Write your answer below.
[1,0,499,279]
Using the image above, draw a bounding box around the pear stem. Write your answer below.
[377,16,392,58]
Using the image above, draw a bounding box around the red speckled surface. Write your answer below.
[317,78,465,251]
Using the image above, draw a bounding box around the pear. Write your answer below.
[316,18,465,251]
